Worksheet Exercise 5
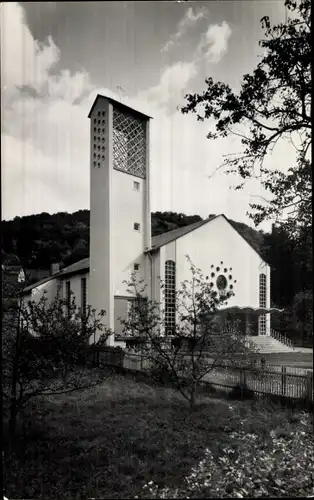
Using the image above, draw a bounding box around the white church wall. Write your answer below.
[153,215,271,335]
[159,245,166,285]
[22,278,59,337]
[111,168,148,297]
[175,215,267,310]
[29,278,59,305]
[89,99,114,341]
[89,97,151,344]
[164,240,176,262]
[60,272,90,311]
[150,250,161,305]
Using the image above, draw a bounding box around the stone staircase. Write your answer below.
[246,335,296,353]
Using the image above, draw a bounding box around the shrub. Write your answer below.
[136,412,314,498]
[228,383,255,401]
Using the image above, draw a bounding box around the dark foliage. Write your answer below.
[1,206,311,346]
[1,210,263,274]
[181,0,311,235]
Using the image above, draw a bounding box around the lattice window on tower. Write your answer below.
[259,273,267,335]
[92,110,106,168]
[165,260,176,335]
[112,107,146,179]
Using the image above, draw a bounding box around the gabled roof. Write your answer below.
[22,258,89,294]
[149,216,217,251]
[22,214,267,294]
[23,275,56,294]
[149,214,266,262]
[58,258,89,276]
[88,94,152,120]
[220,215,266,262]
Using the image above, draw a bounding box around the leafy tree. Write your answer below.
[261,222,312,345]
[2,284,110,438]
[120,257,257,409]
[262,225,298,308]
[285,289,313,346]
[2,210,205,270]
[181,0,311,234]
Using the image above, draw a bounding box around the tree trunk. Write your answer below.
[189,383,197,410]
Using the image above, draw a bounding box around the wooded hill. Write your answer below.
[2,209,312,345]
[2,210,264,275]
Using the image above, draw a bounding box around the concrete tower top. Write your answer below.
[88,94,152,121]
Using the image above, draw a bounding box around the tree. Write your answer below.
[2,284,110,438]
[285,289,313,346]
[181,0,311,234]
[120,257,257,409]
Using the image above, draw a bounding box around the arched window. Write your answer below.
[259,273,267,335]
[165,260,176,335]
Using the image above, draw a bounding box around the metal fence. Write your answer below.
[270,328,295,349]
[89,348,313,406]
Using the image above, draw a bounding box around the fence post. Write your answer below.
[306,371,313,405]
[281,366,287,397]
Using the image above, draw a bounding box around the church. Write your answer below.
[22,94,272,346]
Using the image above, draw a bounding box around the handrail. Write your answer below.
[270,328,296,350]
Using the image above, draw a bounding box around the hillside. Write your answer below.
[2,210,265,281]
[3,211,311,346]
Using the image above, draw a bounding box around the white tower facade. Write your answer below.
[88,95,151,344]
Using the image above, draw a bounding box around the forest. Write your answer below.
[1,209,312,346]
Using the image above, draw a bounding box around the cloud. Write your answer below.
[1,3,59,91]
[140,61,197,110]
[162,6,206,52]
[144,21,232,112]
[1,2,273,232]
[1,2,93,220]
[161,6,231,66]
[197,21,232,63]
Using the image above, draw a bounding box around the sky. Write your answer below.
[1,1,289,230]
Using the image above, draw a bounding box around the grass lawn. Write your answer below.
[262,351,313,366]
[3,370,314,499]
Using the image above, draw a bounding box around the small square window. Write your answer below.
[134,223,140,231]
[133,181,140,191]
[134,263,140,271]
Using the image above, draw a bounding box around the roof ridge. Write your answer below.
[150,216,216,250]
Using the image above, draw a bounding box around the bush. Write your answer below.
[229,383,255,401]
[137,412,314,498]
[150,364,174,386]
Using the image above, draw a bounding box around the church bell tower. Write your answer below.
[88,95,151,344]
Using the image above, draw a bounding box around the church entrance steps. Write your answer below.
[246,335,297,353]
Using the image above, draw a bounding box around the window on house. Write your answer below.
[81,277,87,317]
[259,273,267,335]
[133,181,140,191]
[134,222,140,231]
[165,260,176,335]
[134,263,140,271]
[66,281,71,315]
